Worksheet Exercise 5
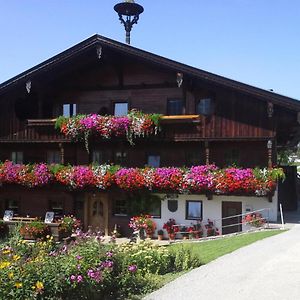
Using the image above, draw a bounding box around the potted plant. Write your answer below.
[129,214,156,240]
[157,229,164,240]
[20,221,51,240]
[181,226,189,240]
[187,222,203,239]
[145,217,156,239]
[205,219,219,237]
[163,218,179,240]
[57,215,81,239]
[242,213,265,228]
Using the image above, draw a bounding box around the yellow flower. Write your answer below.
[2,249,11,255]
[0,261,10,269]
[15,282,22,288]
[36,281,44,290]
[8,272,13,279]
[13,255,20,261]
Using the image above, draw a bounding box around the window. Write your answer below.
[49,198,64,216]
[196,98,213,116]
[47,151,61,164]
[11,152,23,164]
[186,200,202,220]
[92,200,103,216]
[63,103,77,117]
[167,99,183,115]
[92,151,103,165]
[114,102,128,116]
[5,199,19,215]
[147,155,160,168]
[185,150,202,167]
[148,201,161,218]
[224,149,240,166]
[113,198,127,216]
[115,151,127,165]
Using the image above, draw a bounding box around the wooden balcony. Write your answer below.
[0,114,274,143]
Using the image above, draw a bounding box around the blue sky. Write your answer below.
[1,0,300,99]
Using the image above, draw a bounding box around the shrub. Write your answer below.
[0,233,201,299]
[19,221,51,240]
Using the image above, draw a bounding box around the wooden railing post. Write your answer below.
[205,141,210,165]
[59,143,65,165]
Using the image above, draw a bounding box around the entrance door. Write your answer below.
[87,194,107,234]
[222,201,242,234]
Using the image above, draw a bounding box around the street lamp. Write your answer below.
[114,0,144,45]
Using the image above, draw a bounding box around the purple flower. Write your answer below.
[77,264,81,270]
[76,255,82,260]
[87,269,102,283]
[77,275,83,283]
[106,251,113,257]
[70,275,76,282]
[101,260,114,269]
[128,264,137,273]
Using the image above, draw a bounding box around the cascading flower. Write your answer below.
[56,110,162,151]
[0,161,283,196]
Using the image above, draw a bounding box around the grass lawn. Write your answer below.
[169,229,285,264]
[157,229,285,288]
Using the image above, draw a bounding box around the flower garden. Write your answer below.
[0,161,284,196]
[0,228,200,299]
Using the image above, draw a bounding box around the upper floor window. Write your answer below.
[167,99,183,115]
[47,151,61,164]
[114,102,128,116]
[92,150,103,165]
[196,98,213,116]
[147,155,160,168]
[11,152,23,164]
[63,103,77,117]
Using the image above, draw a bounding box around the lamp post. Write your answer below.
[114,0,144,45]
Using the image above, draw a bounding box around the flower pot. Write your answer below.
[168,233,176,240]
[146,233,153,239]
[157,234,164,241]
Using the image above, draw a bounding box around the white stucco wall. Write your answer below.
[154,188,278,235]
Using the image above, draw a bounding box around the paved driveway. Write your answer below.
[145,225,300,300]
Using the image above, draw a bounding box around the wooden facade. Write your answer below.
[0,35,299,233]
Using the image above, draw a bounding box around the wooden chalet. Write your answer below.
[0,34,299,235]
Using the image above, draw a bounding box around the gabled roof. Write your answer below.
[1,34,300,111]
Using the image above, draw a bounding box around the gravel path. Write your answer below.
[145,225,300,300]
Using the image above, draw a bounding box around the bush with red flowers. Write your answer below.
[243,212,266,228]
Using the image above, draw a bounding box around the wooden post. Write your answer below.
[205,141,210,165]
[267,140,272,168]
[59,143,65,165]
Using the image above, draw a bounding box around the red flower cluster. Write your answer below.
[163,219,179,234]
[243,213,266,227]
